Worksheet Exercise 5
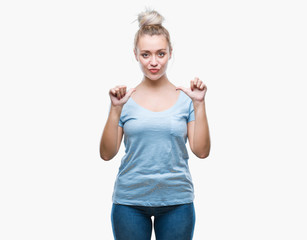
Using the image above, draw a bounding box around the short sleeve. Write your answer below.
[118,117,123,127]
[187,100,195,122]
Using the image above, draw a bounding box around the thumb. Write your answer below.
[176,86,189,94]
[125,88,136,98]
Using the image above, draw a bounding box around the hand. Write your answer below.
[109,85,136,107]
[176,77,207,102]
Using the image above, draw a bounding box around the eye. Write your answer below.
[158,52,166,57]
[141,53,149,58]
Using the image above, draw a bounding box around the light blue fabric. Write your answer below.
[112,90,195,206]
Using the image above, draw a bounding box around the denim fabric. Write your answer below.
[111,202,195,240]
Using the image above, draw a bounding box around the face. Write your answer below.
[134,34,172,81]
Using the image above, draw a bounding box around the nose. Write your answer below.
[150,55,158,66]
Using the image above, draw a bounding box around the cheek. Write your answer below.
[139,59,148,67]
[138,61,145,68]
[161,60,169,68]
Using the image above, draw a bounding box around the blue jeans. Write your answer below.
[111,202,195,240]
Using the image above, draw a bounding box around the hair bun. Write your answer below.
[137,8,165,28]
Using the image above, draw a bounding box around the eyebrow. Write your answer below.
[140,49,167,53]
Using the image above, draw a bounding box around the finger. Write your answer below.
[203,83,207,89]
[110,88,117,96]
[176,86,185,91]
[194,77,199,86]
[119,86,125,98]
[126,88,136,97]
[190,80,194,91]
[176,86,188,93]
[115,88,121,99]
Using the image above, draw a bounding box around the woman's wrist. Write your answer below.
[192,99,205,109]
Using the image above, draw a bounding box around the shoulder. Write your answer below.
[179,90,192,103]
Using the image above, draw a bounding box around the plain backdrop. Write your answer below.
[1,0,306,239]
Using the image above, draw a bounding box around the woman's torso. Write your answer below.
[112,86,196,207]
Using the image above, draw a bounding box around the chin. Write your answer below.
[148,76,161,80]
[146,73,165,81]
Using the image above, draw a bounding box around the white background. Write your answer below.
[1,0,306,239]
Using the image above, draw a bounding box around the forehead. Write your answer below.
[137,34,168,52]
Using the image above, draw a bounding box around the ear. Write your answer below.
[169,48,172,60]
[134,49,138,61]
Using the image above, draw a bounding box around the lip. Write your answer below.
[149,69,159,73]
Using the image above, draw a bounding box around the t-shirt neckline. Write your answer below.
[129,90,182,114]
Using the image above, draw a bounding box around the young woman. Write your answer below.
[100,9,210,240]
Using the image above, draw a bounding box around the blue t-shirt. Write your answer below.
[112,90,195,206]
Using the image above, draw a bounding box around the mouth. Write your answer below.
[149,69,159,73]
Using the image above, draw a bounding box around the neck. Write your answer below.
[141,74,170,90]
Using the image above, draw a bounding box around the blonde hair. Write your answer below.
[133,8,172,53]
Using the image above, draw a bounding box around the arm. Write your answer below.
[187,100,211,159]
[99,105,124,161]
[99,85,136,161]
